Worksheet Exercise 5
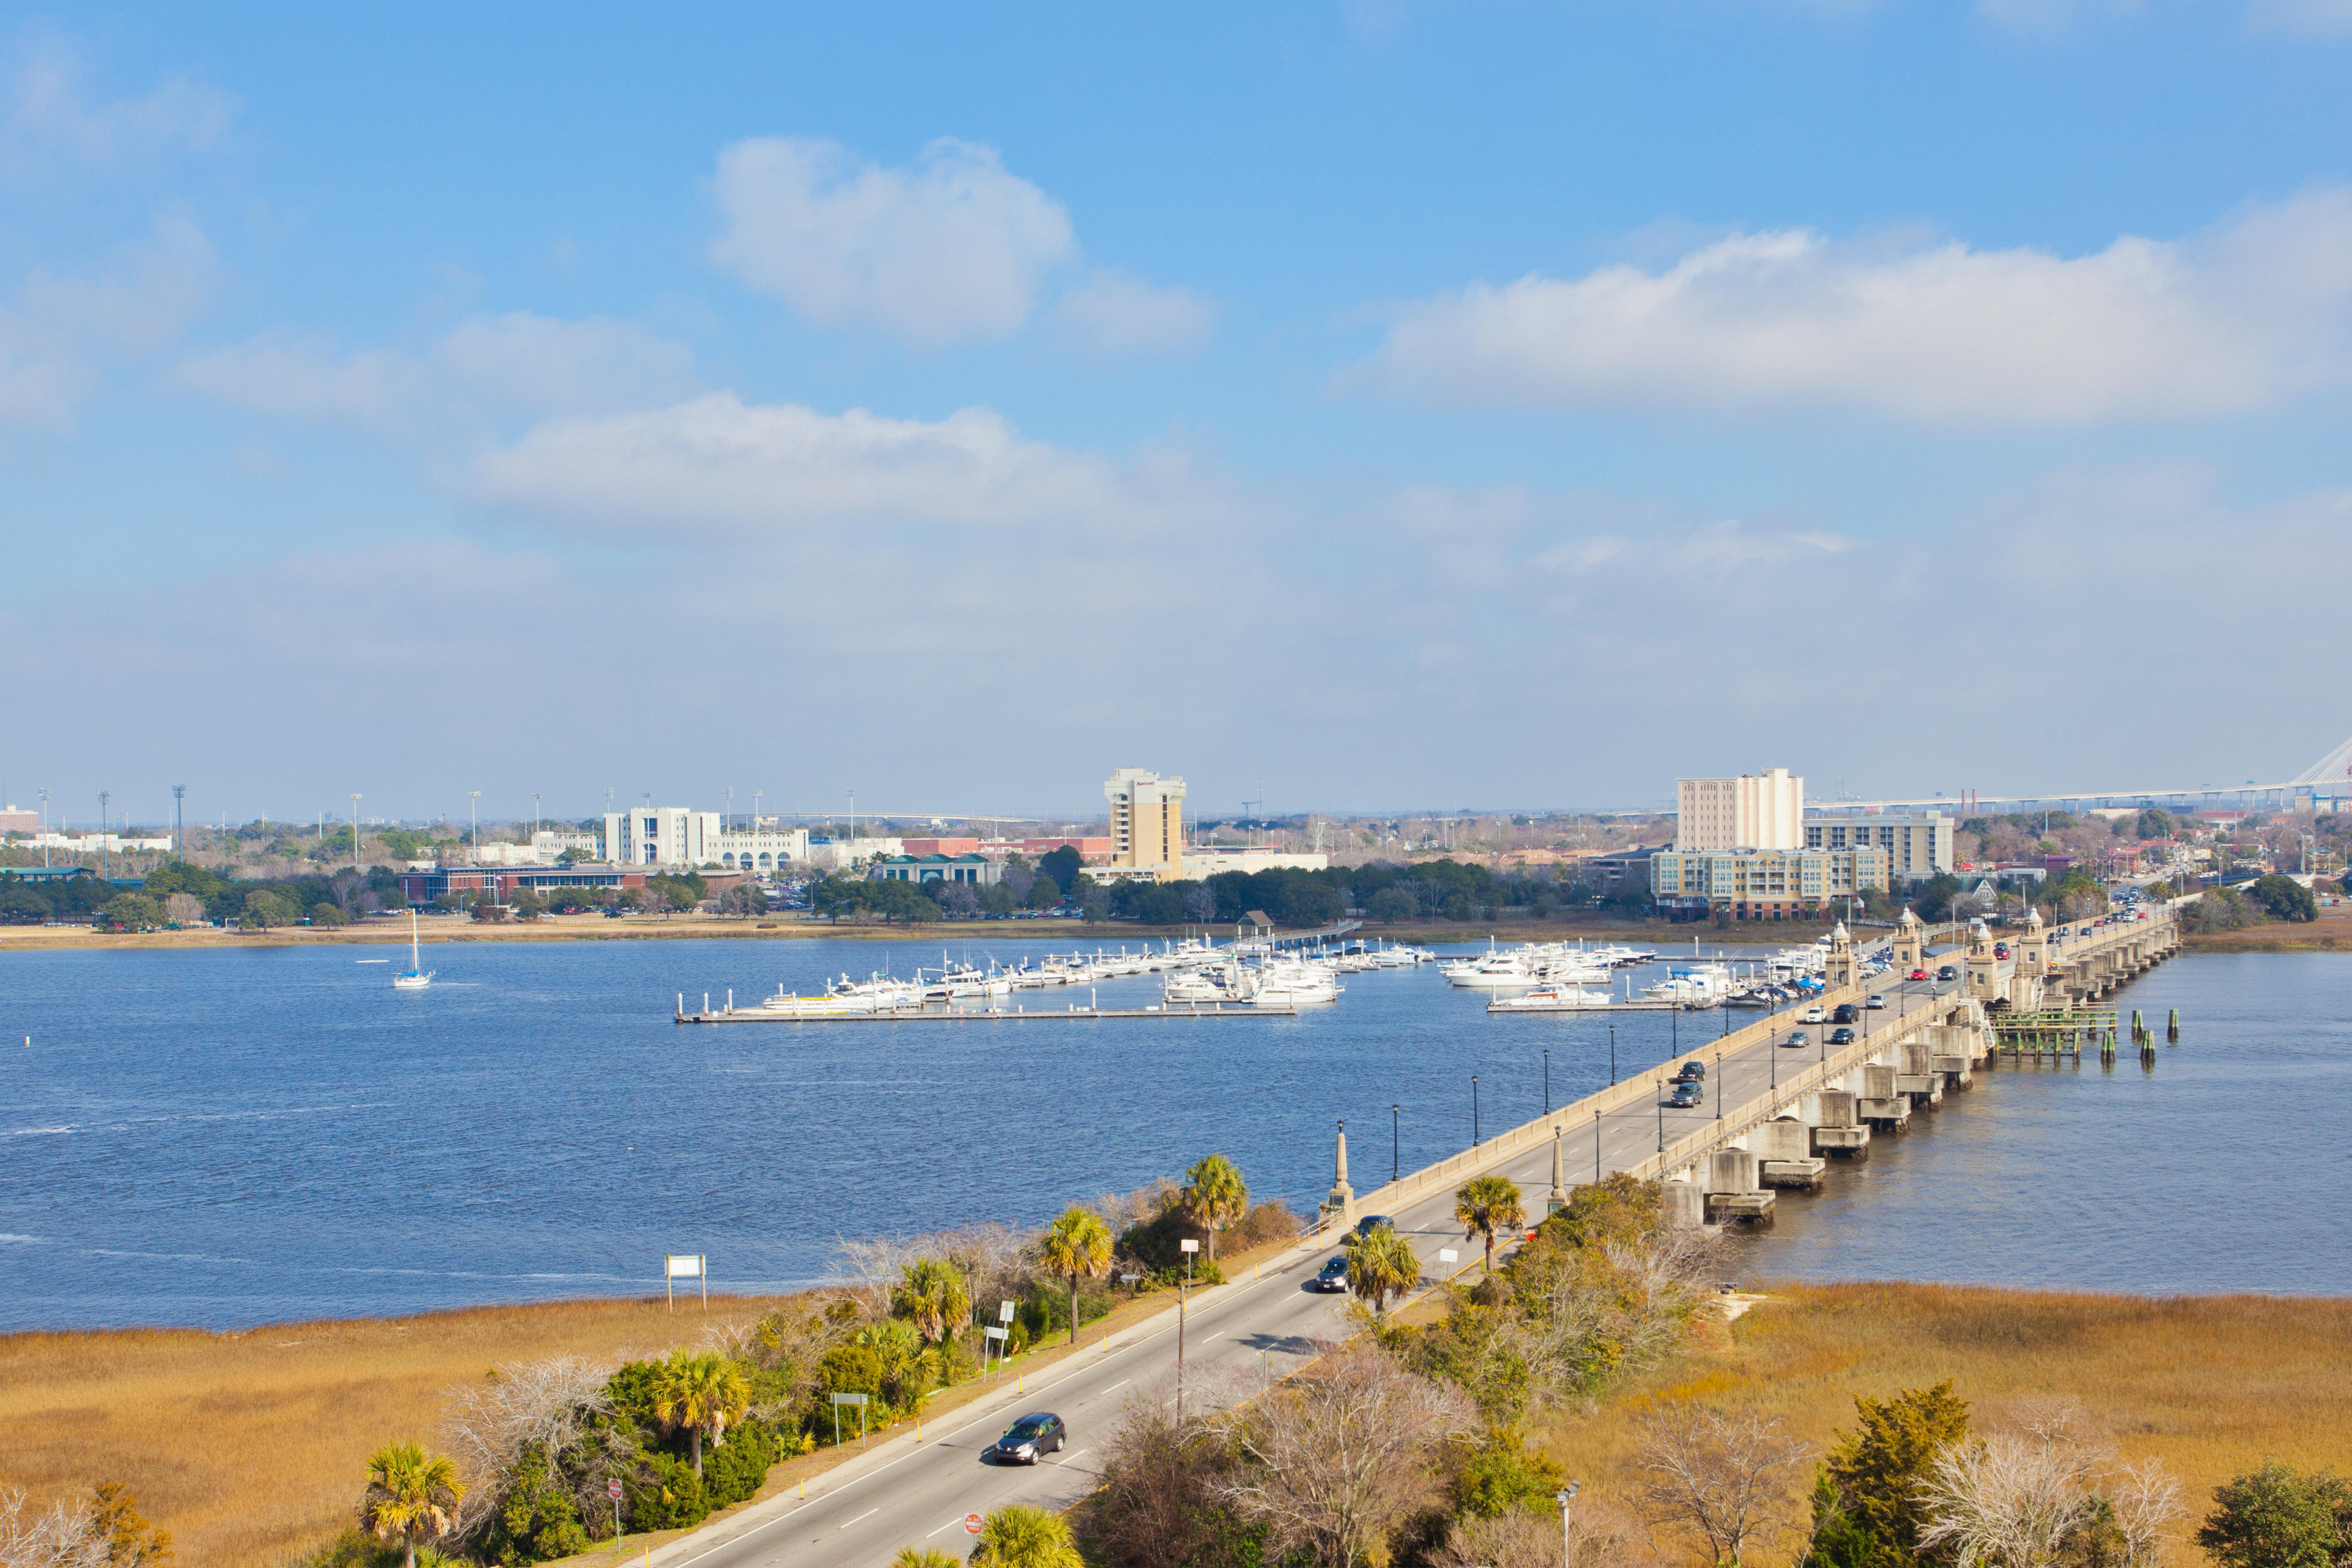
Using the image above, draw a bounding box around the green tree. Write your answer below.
[362,1441,465,1568]
[968,1503,1082,1568]
[1343,1224,1420,1316]
[1454,1175,1526,1274]
[1803,1380,1971,1568]
[98,893,165,932]
[1025,875,1063,910]
[893,1256,973,1355]
[2196,1461,2352,1568]
[241,888,300,929]
[308,901,350,928]
[653,1351,751,1478]
[2254,875,2319,923]
[1038,846,1081,896]
[1183,1153,1250,1261]
[1367,886,1417,924]
[507,889,545,922]
[89,1482,172,1566]
[1039,1207,1114,1346]
[891,1550,962,1568]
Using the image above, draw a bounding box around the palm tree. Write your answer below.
[1038,1207,1113,1346]
[1454,1174,1526,1275]
[653,1350,751,1478]
[893,1256,972,1357]
[854,1319,939,1406]
[1183,1152,1249,1261]
[363,1442,465,1568]
[891,1550,961,1568]
[968,1503,1082,1568]
[1343,1225,1420,1316]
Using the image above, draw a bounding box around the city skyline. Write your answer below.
[2,5,2348,810]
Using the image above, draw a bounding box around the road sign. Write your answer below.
[984,1326,1008,1341]
[1437,1248,1459,1264]
[964,1514,984,1536]
[999,1299,1015,1323]
[830,1391,870,1405]
[1179,1238,1200,1253]
[608,1479,623,1500]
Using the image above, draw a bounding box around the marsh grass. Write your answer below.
[1539,1284,2352,1566]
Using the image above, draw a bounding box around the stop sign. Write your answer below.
[608,1479,623,1501]
[963,1513,984,1536]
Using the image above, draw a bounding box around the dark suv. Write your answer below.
[1354,1214,1394,1237]
[1668,1080,1704,1108]
[1314,1255,1350,1292]
[989,1412,1067,1465]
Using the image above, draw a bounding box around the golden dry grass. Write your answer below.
[2180,904,2352,951]
[1539,1283,2352,1566]
[0,1293,806,1568]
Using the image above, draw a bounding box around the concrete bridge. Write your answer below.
[1318,904,2181,1232]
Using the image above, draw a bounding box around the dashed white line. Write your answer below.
[925,1515,962,1538]
[1094,1379,1130,1398]
[839,1508,877,1530]
[1054,1448,1089,1466]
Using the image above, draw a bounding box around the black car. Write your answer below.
[1828,1027,1856,1045]
[989,1412,1067,1465]
[1831,1004,1858,1025]
[1673,1060,1706,1082]
[1668,1080,1704,1108]
[1936,965,1959,981]
[1354,1214,1394,1237]
[1313,1254,1351,1292]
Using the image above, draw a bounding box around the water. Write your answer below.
[0,935,1724,1329]
[1732,952,2352,1296]
[1,940,2340,1328]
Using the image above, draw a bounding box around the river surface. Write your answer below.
[0,935,2340,1327]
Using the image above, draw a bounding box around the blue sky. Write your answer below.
[4,2,2350,826]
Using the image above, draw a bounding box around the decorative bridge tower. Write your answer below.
[1892,907,1924,975]
[1824,920,1858,991]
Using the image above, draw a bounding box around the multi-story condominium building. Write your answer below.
[1675,769,1804,851]
[1104,768,1186,882]
[1804,812,1955,878]
[1650,845,1887,919]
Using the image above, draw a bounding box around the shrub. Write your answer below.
[624,1452,707,1531]
[1448,1427,1565,1519]
[478,1444,590,1565]
[702,1417,782,1510]
[309,902,350,928]
[1224,1199,1303,1252]
[2197,1461,2352,1568]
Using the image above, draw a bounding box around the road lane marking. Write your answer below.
[839,1508,877,1530]
[925,1515,963,1537]
[1054,1448,1089,1466]
[1093,1379,1129,1399]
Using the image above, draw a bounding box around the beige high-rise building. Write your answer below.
[1104,768,1186,882]
[1675,768,1804,851]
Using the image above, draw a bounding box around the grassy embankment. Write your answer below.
[1544,1283,2352,1563]
[2178,901,2352,952]
[0,1238,1305,1568]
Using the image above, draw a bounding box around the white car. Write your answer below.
[1800,1005,1828,1024]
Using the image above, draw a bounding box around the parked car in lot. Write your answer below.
[1828,1027,1856,1045]
[1866,993,1887,1009]
[1313,1255,1350,1292]
[1668,1080,1704,1108]
[1936,965,1959,981]
[989,1412,1067,1465]
[1783,1029,1809,1048]
[1800,1005,1828,1024]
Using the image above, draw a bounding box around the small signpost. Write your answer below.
[983,1324,1009,1379]
[831,1390,871,1450]
[963,1513,985,1537]
[1437,1248,1459,1266]
[664,1253,706,1312]
[607,1478,623,1553]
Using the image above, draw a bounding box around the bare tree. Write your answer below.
[1212,1338,1478,1568]
[1434,1501,1638,1568]
[162,892,205,926]
[441,1354,616,1534]
[1500,1227,1720,1406]
[0,1488,109,1568]
[1916,1405,2180,1568]
[1634,1405,1811,1567]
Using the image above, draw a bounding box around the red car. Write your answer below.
[1907,968,1929,981]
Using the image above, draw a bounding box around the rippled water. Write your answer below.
[1,938,2339,1327]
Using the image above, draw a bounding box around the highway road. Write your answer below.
[660,953,1972,1568]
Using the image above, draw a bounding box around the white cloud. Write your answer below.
[3,30,234,169]
[1363,189,2352,425]
[707,136,1077,347]
[1054,269,1216,354]
[0,211,212,425]
[470,392,1216,539]
[2249,0,2352,32]
[176,312,698,433]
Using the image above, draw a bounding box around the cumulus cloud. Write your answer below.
[708,136,1077,346]
[470,392,1216,538]
[1053,270,1216,354]
[176,312,698,433]
[1362,189,2352,425]
[0,210,213,425]
[2,30,234,169]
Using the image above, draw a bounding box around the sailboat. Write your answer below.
[393,909,434,989]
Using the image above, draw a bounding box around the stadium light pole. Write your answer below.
[350,795,362,872]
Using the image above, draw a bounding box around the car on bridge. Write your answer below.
[1936,965,1959,981]
[1828,1027,1856,1045]
[1355,1214,1394,1237]
[1908,968,1929,981]
[1995,943,2011,958]
[1866,993,1887,1009]
[989,1412,1067,1465]
[1832,1003,1859,1024]
[1673,1059,1706,1081]
[1667,1080,1704,1108]
[1782,1029,1809,1048]
[1313,1255,1351,1293]
[1800,1005,1828,1023]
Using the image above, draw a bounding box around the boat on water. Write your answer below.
[1486,983,1618,1013]
[393,911,434,989]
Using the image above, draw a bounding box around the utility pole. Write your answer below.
[533,793,542,843]
[172,785,185,858]
[469,791,481,857]
[98,791,110,879]
[350,795,362,872]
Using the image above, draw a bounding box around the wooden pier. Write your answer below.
[677,998,1297,1024]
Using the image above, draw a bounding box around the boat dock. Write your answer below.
[676,993,1296,1024]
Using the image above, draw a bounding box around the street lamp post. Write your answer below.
[469,791,480,858]
[1392,1104,1399,1182]
[1472,1075,1480,1145]
[97,791,110,879]
[1609,1024,1617,1085]
[349,795,361,873]
[172,785,185,859]
[1543,1049,1550,1114]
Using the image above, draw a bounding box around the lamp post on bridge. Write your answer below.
[1392,1104,1399,1182]
[1472,1075,1479,1146]
[1543,1049,1549,1115]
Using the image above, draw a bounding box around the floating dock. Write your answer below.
[677,996,1296,1024]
